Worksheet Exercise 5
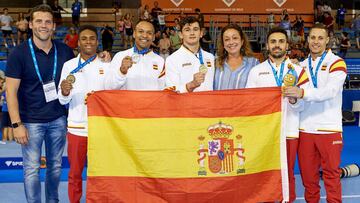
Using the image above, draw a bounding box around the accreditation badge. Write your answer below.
[43,81,58,102]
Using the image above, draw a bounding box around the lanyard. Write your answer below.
[286,67,298,84]
[28,38,57,84]
[267,59,285,87]
[70,55,97,74]
[133,45,150,55]
[183,45,204,65]
[308,51,327,88]
[198,48,204,65]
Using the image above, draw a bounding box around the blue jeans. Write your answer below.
[22,116,67,203]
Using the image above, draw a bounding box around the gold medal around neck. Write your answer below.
[199,64,208,74]
[66,74,76,84]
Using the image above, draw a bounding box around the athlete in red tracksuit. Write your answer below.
[283,23,347,203]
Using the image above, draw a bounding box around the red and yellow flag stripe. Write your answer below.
[86,87,287,203]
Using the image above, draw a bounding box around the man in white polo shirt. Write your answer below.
[165,16,214,92]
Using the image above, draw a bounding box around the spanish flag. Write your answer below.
[86,87,288,202]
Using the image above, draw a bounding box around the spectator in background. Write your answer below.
[151,1,162,31]
[338,32,351,59]
[151,30,161,54]
[178,11,186,21]
[336,4,346,30]
[0,71,9,144]
[352,14,360,49]
[0,8,16,48]
[164,27,171,38]
[289,43,305,61]
[328,31,339,54]
[1,91,13,143]
[141,4,151,21]
[279,15,291,38]
[52,0,67,26]
[200,27,212,52]
[71,0,82,27]
[16,12,28,45]
[157,11,166,32]
[112,2,121,22]
[322,2,332,13]
[101,24,114,52]
[123,13,133,48]
[117,15,125,48]
[315,2,324,23]
[64,27,79,54]
[293,15,304,42]
[174,18,181,32]
[158,32,171,59]
[169,27,181,53]
[323,12,334,34]
[291,31,301,45]
[25,9,32,37]
[281,9,289,21]
[195,8,204,28]
[267,12,275,29]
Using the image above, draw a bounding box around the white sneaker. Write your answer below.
[0,141,6,144]
[4,43,8,48]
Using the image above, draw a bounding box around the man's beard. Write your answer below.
[270,48,286,59]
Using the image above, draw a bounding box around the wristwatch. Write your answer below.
[11,121,23,128]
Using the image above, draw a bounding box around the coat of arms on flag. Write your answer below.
[273,0,287,7]
[223,0,236,7]
[197,122,245,176]
[170,0,184,7]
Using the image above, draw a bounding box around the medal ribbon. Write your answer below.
[267,59,285,87]
[133,45,150,55]
[70,54,97,74]
[28,38,57,84]
[198,48,204,65]
[286,67,298,86]
[308,51,327,88]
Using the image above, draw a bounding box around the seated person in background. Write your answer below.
[64,27,79,54]
[289,43,305,61]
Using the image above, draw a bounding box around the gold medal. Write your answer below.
[66,74,76,84]
[283,73,296,87]
[131,53,140,63]
[199,64,208,74]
